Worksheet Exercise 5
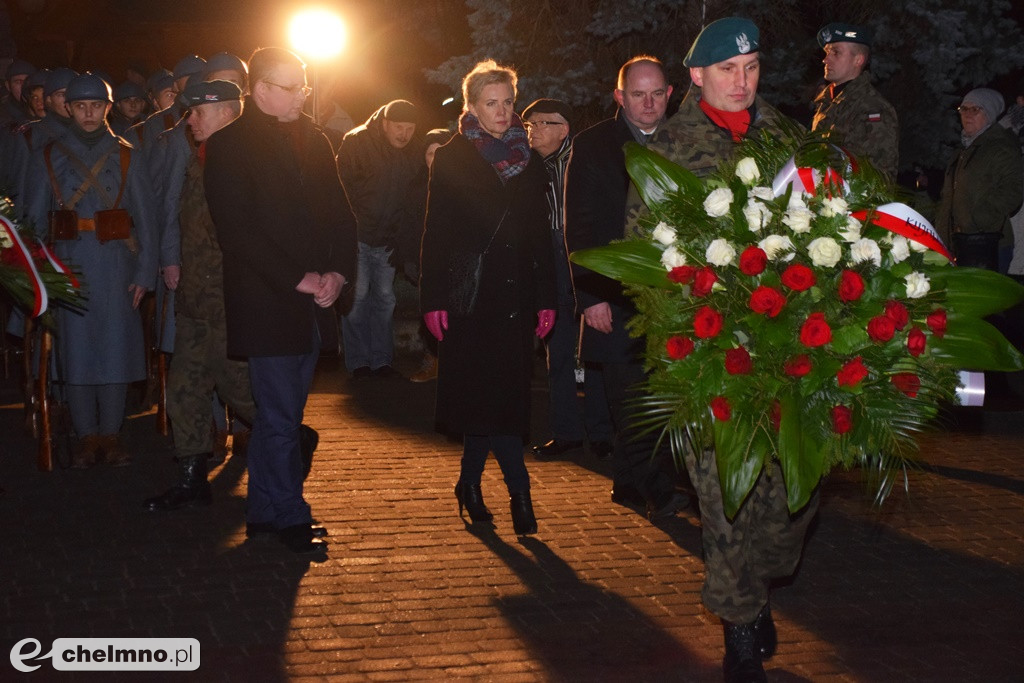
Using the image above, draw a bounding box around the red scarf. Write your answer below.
[699,99,751,142]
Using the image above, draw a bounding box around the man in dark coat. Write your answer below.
[204,47,357,556]
[337,99,419,379]
[564,56,687,521]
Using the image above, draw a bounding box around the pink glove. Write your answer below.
[535,309,556,339]
[424,310,449,342]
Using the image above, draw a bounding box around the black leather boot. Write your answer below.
[509,491,537,535]
[455,481,493,522]
[722,620,767,683]
[143,454,212,511]
[299,424,318,480]
[752,602,777,660]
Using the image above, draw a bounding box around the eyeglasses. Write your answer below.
[264,81,312,97]
[524,120,566,130]
[957,105,983,115]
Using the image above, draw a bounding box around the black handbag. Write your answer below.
[446,207,510,317]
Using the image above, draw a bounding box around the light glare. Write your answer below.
[289,8,346,60]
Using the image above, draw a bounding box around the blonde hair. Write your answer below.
[461,59,517,111]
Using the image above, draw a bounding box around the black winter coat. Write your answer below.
[420,133,556,436]
[204,99,357,357]
[564,111,644,364]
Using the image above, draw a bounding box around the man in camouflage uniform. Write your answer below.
[648,18,817,683]
[811,22,899,180]
[144,80,256,512]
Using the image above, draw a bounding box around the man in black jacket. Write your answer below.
[204,47,357,556]
[337,99,419,379]
[564,56,687,521]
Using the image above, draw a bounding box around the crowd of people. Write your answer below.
[1,14,1022,683]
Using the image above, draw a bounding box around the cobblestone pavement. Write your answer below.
[1,355,1022,682]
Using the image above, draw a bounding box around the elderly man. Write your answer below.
[565,56,687,521]
[144,80,258,512]
[204,47,357,556]
[811,22,899,179]
[935,88,1023,271]
[523,98,611,461]
[649,18,816,682]
[337,99,419,379]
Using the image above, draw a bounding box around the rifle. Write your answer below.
[36,329,53,471]
[22,315,37,437]
[154,289,170,435]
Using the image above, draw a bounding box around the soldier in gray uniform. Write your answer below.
[22,74,158,467]
[811,22,899,179]
[648,18,816,683]
[109,81,147,136]
[1,59,36,190]
[144,80,256,511]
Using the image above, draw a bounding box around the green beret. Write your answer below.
[817,23,874,48]
[683,17,760,68]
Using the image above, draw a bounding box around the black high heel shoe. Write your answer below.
[455,481,493,522]
[509,491,537,535]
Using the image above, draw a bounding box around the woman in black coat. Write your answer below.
[420,59,556,535]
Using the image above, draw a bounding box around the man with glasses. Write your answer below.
[936,88,1023,270]
[204,47,357,556]
[523,98,612,462]
[811,22,899,180]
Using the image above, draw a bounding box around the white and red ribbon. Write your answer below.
[850,203,952,261]
[36,238,80,289]
[0,215,47,317]
[771,155,849,198]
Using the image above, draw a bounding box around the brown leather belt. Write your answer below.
[77,218,95,232]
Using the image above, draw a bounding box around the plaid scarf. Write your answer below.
[459,111,531,184]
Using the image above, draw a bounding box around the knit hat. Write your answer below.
[683,17,759,68]
[521,98,573,132]
[962,88,1005,125]
[383,99,417,124]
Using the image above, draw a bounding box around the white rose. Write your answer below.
[749,186,774,201]
[807,237,843,267]
[787,192,810,211]
[782,206,814,234]
[839,216,862,243]
[905,272,931,298]
[909,239,929,253]
[742,199,772,232]
[758,234,796,261]
[819,196,850,217]
[652,221,677,246]
[849,238,882,267]
[889,235,911,263]
[735,157,760,185]
[660,246,687,270]
[706,238,737,266]
[0,227,12,250]
[704,187,734,217]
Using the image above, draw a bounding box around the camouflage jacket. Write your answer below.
[176,151,228,321]
[811,71,899,179]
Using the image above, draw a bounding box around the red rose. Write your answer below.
[926,309,947,338]
[867,314,896,342]
[800,312,832,347]
[831,405,853,434]
[692,266,718,297]
[693,306,724,339]
[739,246,768,276]
[891,372,921,398]
[724,346,753,375]
[884,300,909,330]
[711,396,731,421]
[907,327,927,357]
[666,335,695,360]
[749,286,786,318]
[781,263,816,292]
[837,356,869,387]
[668,265,697,285]
[838,270,865,302]
[783,354,812,377]
[770,400,781,432]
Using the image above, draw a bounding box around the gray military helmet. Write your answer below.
[173,54,206,80]
[113,80,146,102]
[65,73,113,103]
[204,52,248,75]
[5,58,36,80]
[44,67,78,96]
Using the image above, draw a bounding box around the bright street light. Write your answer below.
[288,8,347,61]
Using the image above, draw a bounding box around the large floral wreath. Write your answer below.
[571,131,1024,519]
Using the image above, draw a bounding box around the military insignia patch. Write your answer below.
[736,33,751,54]
[867,113,882,122]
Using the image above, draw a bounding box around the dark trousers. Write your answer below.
[460,433,530,495]
[246,343,319,528]
[602,360,676,505]
[545,304,612,442]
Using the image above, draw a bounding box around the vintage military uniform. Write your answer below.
[23,74,158,464]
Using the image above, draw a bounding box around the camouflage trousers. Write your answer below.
[683,448,819,624]
[167,315,256,457]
